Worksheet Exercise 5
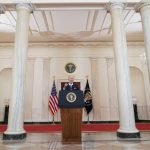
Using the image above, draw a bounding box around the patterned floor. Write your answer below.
[0,132,150,150]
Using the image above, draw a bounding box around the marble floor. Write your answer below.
[0,132,150,150]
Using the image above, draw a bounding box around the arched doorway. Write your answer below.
[130,66,148,120]
[0,68,12,122]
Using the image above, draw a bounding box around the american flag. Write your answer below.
[49,80,58,115]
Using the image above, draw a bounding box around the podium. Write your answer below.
[59,90,84,143]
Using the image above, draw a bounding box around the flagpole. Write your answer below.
[52,76,55,125]
[86,75,88,80]
[53,75,55,81]
[87,114,90,124]
[53,76,55,125]
[49,75,58,125]
[52,115,55,124]
[86,75,90,124]
[84,75,93,124]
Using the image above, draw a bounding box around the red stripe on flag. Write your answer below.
[50,96,58,111]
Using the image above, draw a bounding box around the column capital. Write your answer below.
[135,0,150,12]
[16,3,33,13]
[106,0,126,12]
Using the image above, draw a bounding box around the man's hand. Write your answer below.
[64,83,68,87]
[63,82,68,90]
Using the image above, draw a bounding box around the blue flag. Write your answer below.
[84,79,93,114]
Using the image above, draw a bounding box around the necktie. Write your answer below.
[70,84,72,90]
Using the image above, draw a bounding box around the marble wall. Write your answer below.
[0,42,150,122]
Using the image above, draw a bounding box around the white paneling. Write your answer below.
[5,11,16,26]
[124,10,135,24]
[126,22,143,33]
[126,12,142,33]
[106,58,118,120]
[0,12,15,32]
[94,10,107,31]
[100,13,111,35]
[123,9,130,20]
[33,11,47,32]
[0,42,149,122]
[92,58,110,121]
[91,58,101,121]
[24,59,34,122]
[32,58,44,122]
[29,14,39,33]
[0,7,144,42]
[41,59,51,121]
[51,10,88,33]
[45,11,55,31]
[86,10,95,31]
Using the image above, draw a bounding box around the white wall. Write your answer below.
[0,42,149,122]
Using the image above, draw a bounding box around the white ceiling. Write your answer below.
[0,3,143,42]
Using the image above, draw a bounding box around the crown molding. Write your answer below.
[0,0,141,5]
[1,0,141,11]
[0,42,145,49]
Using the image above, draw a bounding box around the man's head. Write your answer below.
[68,75,75,84]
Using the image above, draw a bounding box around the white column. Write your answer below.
[3,4,32,140]
[109,2,140,138]
[137,1,150,78]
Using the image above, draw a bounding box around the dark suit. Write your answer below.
[63,83,78,90]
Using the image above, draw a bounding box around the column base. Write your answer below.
[3,133,26,140]
[117,131,140,138]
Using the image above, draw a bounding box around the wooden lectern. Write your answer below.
[59,90,84,143]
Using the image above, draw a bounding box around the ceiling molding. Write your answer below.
[0,41,145,49]
[1,1,141,11]
[29,42,113,48]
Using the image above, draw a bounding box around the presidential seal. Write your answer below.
[66,92,76,103]
[65,63,76,73]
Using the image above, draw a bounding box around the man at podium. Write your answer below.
[59,75,84,143]
[63,75,78,90]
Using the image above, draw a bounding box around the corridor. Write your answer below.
[0,132,150,150]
